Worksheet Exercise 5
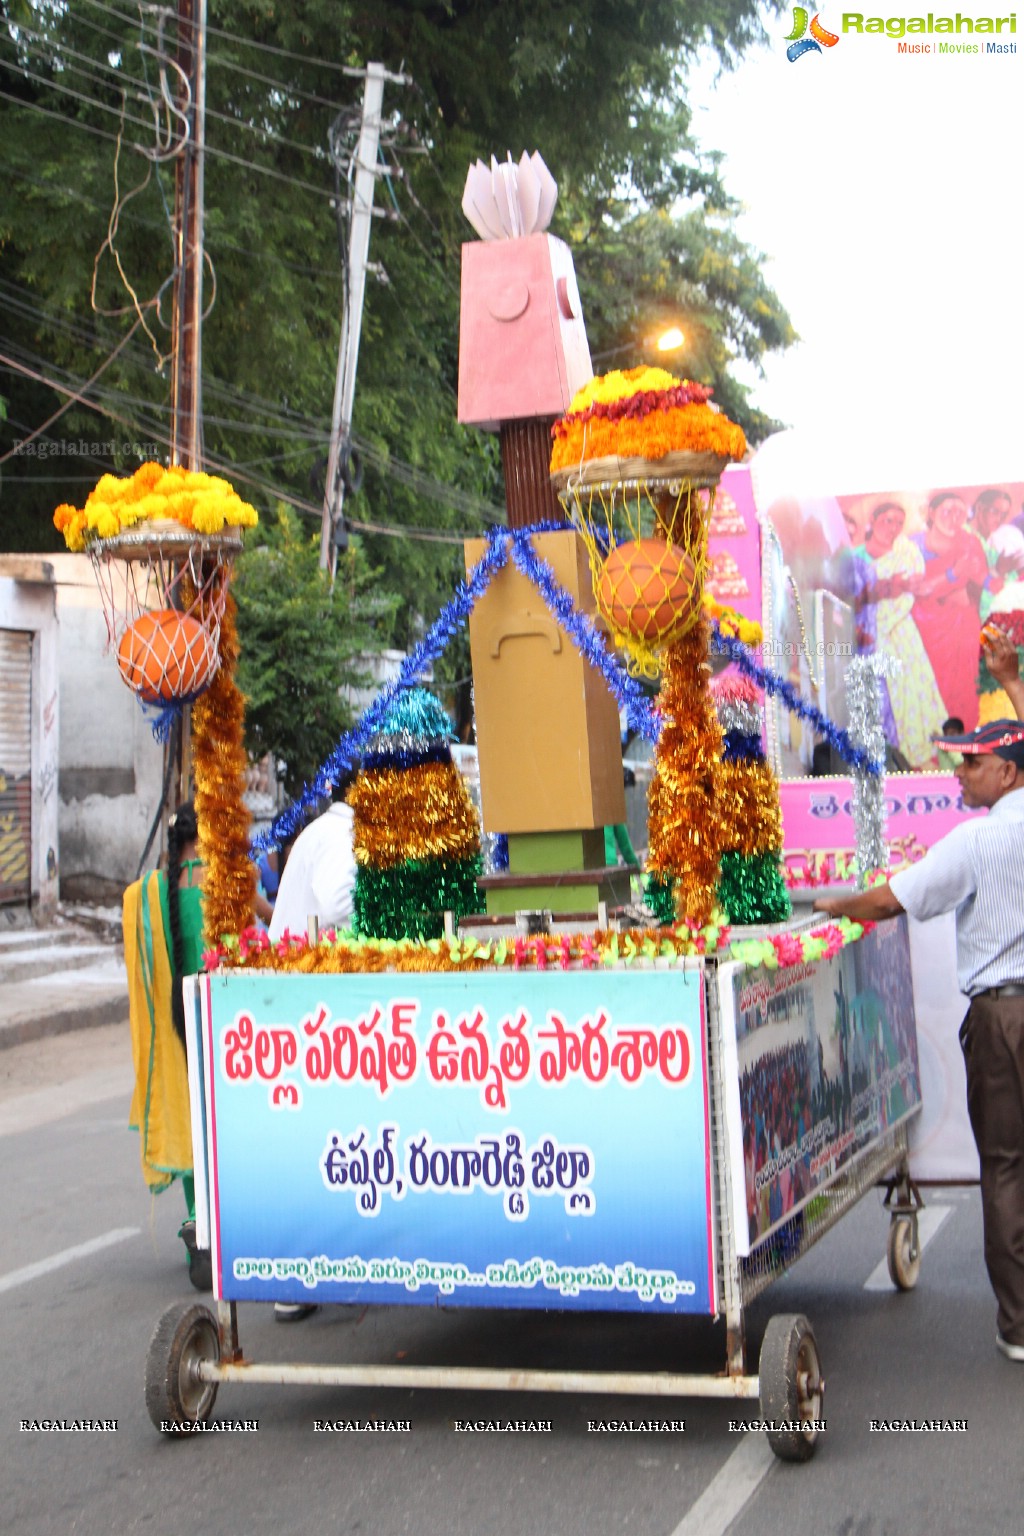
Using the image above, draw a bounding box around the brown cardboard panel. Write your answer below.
[465,529,626,834]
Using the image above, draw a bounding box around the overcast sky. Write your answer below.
[688,4,1022,487]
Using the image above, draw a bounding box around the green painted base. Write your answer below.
[483,867,632,917]
[506,829,606,876]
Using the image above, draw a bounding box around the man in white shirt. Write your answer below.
[268,775,357,943]
[815,718,1024,1363]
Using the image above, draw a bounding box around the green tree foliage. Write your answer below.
[0,0,791,648]
[232,507,396,796]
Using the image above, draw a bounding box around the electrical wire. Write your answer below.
[0,320,144,468]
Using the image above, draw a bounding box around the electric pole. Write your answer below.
[319,62,406,575]
[169,0,207,471]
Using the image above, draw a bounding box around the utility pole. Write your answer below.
[169,0,207,470]
[168,0,207,804]
[319,62,405,575]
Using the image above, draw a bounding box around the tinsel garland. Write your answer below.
[191,591,255,945]
[353,857,483,943]
[253,526,659,858]
[203,914,732,975]
[716,760,785,858]
[711,673,790,926]
[846,655,893,887]
[717,851,792,926]
[361,743,452,773]
[350,761,480,869]
[645,621,725,927]
[710,621,884,776]
[505,530,658,742]
[722,730,763,763]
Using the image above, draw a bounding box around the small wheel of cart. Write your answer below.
[145,1301,220,1433]
[758,1313,824,1463]
[886,1214,921,1291]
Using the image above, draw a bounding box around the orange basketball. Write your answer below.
[596,537,697,644]
[116,609,218,704]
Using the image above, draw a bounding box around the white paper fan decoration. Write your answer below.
[461,152,558,241]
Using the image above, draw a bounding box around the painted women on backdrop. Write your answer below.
[971,487,1024,621]
[854,502,945,768]
[910,491,988,731]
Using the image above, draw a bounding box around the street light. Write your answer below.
[591,325,685,366]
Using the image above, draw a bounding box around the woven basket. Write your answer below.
[88,518,245,564]
[551,450,730,494]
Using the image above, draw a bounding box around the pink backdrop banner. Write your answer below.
[706,465,762,630]
[779,773,975,887]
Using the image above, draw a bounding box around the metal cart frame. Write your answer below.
[147,953,924,1462]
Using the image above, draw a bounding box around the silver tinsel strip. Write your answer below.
[717,698,763,738]
[845,654,897,887]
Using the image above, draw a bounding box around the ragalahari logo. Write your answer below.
[785,8,841,59]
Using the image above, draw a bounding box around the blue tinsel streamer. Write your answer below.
[253,531,512,854]
[710,621,884,777]
[253,526,880,855]
[506,530,659,744]
[492,832,509,872]
[722,730,763,764]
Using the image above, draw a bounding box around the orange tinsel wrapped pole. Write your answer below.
[646,617,725,927]
[192,590,255,945]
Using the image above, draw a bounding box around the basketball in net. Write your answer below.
[595,537,697,645]
[116,609,219,705]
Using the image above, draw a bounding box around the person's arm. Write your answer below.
[983,626,1024,720]
[813,883,905,923]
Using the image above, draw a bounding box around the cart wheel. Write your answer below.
[887,1215,920,1291]
[758,1313,824,1463]
[145,1301,220,1433]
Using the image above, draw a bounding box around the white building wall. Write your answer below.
[0,559,60,918]
[47,554,164,897]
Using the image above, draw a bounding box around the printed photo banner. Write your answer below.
[198,968,717,1315]
[779,772,975,888]
[706,465,763,633]
[719,917,922,1258]
[756,477,1024,774]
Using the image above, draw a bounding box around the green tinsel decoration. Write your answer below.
[717,850,791,926]
[354,855,483,942]
[643,872,677,927]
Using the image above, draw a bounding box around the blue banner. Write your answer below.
[201,967,715,1313]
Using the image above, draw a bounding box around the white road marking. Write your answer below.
[0,1228,140,1294]
[666,1435,775,1536]
[863,1204,953,1291]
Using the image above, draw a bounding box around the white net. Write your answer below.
[89,525,235,705]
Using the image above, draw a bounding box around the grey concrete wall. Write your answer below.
[48,554,165,898]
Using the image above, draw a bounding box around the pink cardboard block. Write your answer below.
[458,233,593,430]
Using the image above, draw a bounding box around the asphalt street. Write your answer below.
[1,1024,1019,1536]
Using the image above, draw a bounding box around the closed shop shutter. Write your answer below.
[0,629,32,906]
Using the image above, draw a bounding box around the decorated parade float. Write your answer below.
[55,155,927,1462]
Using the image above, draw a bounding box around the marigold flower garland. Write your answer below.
[191,590,256,945]
[549,366,747,475]
[203,913,731,976]
[730,917,872,972]
[53,461,259,551]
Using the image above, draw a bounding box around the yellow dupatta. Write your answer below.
[123,871,194,1191]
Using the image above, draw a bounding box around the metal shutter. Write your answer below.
[0,629,32,905]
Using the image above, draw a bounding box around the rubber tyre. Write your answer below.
[887,1215,921,1291]
[145,1301,220,1433]
[758,1313,823,1463]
